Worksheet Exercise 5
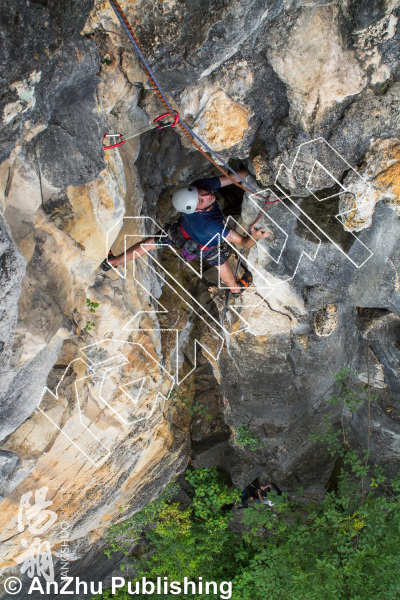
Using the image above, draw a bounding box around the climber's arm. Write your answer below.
[219,169,248,188]
[226,226,270,249]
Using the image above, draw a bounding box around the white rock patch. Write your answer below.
[3,71,41,125]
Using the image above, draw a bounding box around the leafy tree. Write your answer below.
[103,481,179,559]
[130,469,239,583]
[234,368,400,600]
[91,371,400,600]
[92,469,241,599]
[235,462,400,600]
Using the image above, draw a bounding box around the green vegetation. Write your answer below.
[325,367,377,409]
[103,482,179,560]
[172,390,211,418]
[84,298,99,331]
[92,469,240,600]
[72,298,100,333]
[91,371,400,600]
[234,425,264,451]
[236,453,400,600]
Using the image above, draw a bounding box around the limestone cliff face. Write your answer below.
[0,0,189,578]
[0,0,399,589]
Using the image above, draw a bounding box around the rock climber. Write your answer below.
[107,171,270,295]
[240,482,260,507]
[240,481,281,508]
[256,483,279,506]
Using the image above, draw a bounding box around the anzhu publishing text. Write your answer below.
[28,575,233,598]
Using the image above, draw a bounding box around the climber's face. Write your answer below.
[195,188,216,211]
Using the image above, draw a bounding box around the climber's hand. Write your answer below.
[108,256,121,266]
[250,225,271,240]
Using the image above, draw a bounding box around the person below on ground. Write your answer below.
[257,484,274,506]
[240,482,260,507]
[108,170,270,295]
[240,481,281,508]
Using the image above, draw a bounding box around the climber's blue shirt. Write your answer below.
[180,177,231,248]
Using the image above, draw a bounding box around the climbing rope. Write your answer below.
[107,0,280,208]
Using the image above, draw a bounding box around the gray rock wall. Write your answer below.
[0,0,399,589]
[117,0,400,497]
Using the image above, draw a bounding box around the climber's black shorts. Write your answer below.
[154,221,231,267]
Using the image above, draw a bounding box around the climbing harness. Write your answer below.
[180,239,199,261]
[106,0,280,209]
[103,111,179,150]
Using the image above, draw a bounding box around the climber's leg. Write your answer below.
[108,237,156,267]
[218,261,241,295]
[203,244,250,295]
[105,221,185,269]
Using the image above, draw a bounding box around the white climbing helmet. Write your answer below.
[172,186,198,214]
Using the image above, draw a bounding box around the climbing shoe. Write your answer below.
[231,271,252,297]
[101,252,114,271]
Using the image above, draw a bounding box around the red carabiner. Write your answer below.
[102,133,125,150]
[154,111,179,130]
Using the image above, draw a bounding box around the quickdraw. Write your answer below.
[102,111,179,150]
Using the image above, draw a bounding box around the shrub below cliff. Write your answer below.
[91,452,400,600]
